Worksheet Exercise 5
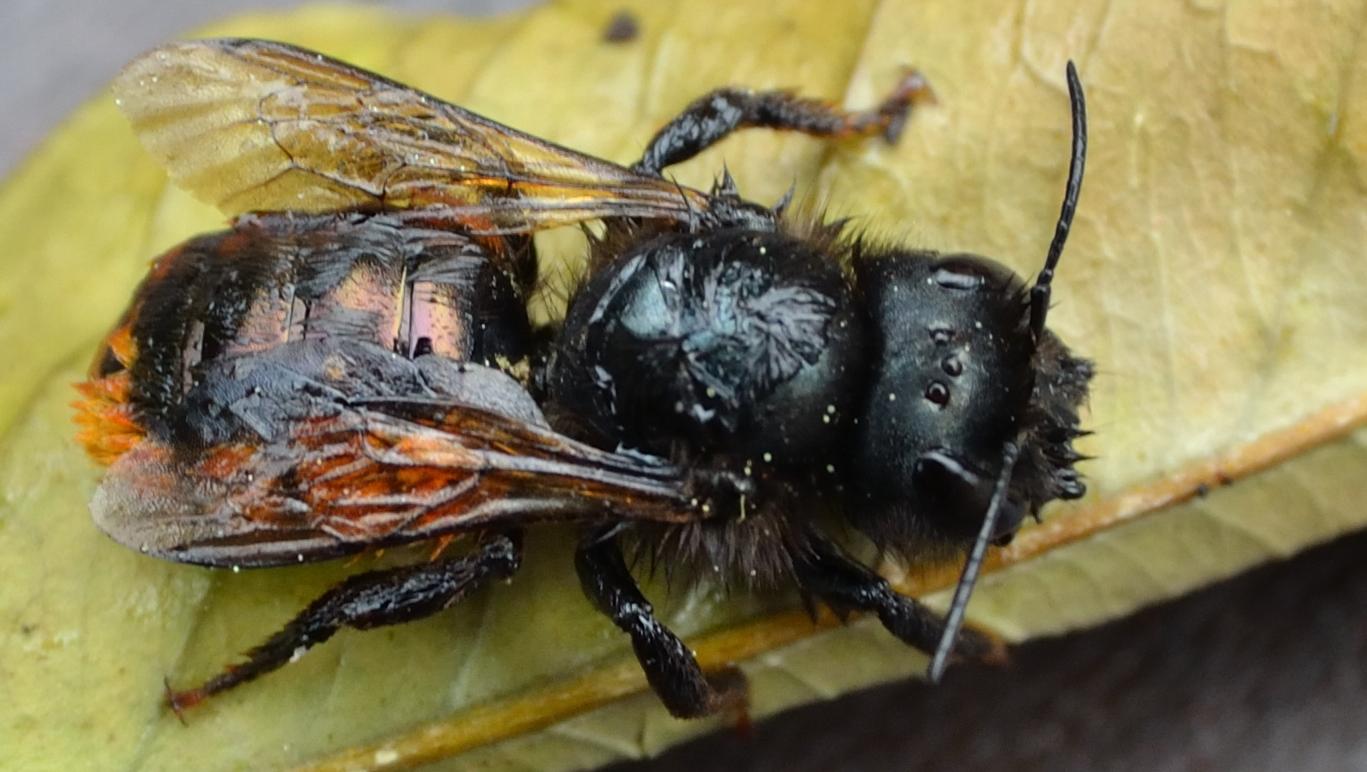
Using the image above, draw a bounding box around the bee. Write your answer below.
[76,38,1091,719]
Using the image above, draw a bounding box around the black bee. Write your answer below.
[77,39,1090,718]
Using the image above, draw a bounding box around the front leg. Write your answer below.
[794,536,1005,680]
[575,528,747,718]
[634,70,933,175]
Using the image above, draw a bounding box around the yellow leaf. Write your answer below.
[2,1,1365,770]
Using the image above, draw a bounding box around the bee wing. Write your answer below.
[114,38,709,234]
[91,399,699,568]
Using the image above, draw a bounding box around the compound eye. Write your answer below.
[932,254,1020,292]
[924,381,950,408]
[912,450,1025,539]
[912,451,986,508]
[932,265,985,290]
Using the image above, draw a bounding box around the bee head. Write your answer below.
[850,250,1092,548]
[849,62,1091,681]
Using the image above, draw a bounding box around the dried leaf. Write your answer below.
[1,1,1364,770]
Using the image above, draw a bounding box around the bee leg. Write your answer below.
[793,536,1006,667]
[633,70,933,175]
[165,533,522,715]
[575,528,748,719]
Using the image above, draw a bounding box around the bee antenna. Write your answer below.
[1029,60,1087,342]
[927,439,1021,683]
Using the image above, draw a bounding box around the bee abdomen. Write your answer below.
[78,212,532,458]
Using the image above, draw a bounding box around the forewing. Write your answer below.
[91,400,699,568]
[113,38,710,234]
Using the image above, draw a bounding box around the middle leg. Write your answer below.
[575,527,747,718]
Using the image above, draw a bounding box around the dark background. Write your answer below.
[613,530,1367,772]
[4,2,1364,770]
[0,0,532,177]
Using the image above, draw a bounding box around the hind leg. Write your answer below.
[166,533,522,714]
